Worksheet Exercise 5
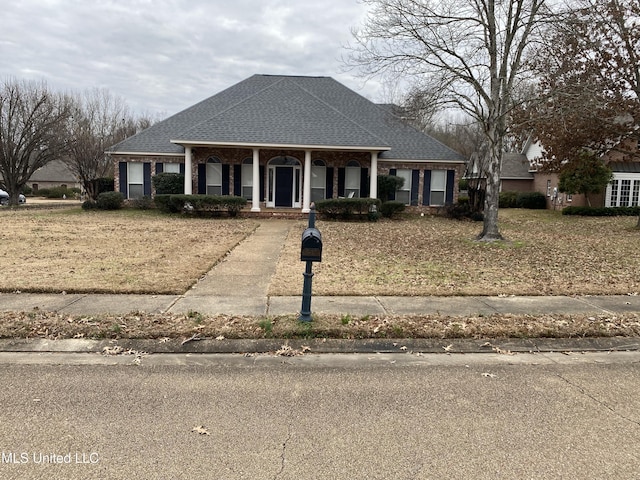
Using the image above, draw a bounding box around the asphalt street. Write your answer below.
[0,351,639,479]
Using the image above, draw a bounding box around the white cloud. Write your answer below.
[1,0,382,117]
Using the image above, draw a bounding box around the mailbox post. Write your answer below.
[300,204,322,322]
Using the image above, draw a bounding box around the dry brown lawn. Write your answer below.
[271,210,640,296]
[1,207,638,297]
[0,208,258,294]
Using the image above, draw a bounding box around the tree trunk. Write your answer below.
[637,214,640,229]
[477,125,504,241]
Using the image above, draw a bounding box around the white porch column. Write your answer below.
[251,148,261,212]
[302,150,312,213]
[184,146,193,195]
[369,151,378,199]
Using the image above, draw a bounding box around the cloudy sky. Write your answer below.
[2,0,384,118]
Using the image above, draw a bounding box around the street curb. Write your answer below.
[0,337,639,355]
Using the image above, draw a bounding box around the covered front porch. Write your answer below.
[179,143,385,213]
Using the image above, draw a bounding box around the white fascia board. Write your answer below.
[170,140,391,152]
[106,151,184,157]
[380,157,466,164]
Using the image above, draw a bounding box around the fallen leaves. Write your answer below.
[192,426,210,436]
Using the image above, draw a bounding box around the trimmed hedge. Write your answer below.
[96,191,125,210]
[152,173,184,194]
[380,201,406,218]
[155,194,247,217]
[499,191,547,209]
[315,198,381,221]
[37,186,81,199]
[562,206,640,216]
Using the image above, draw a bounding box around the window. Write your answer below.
[609,179,619,206]
[632,181,640,207]
[430,170,446,206]
[546,180,552,197]
[164,163,181,173]
[395,169,412,205]
[345,160,360,198]
[128,162,144,199]
[311,159,326,203]
[241,158,253,199]
[206,157,222,195]
[620,180,631,206]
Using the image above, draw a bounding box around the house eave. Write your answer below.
[379,157,466,164]
[107,151,184,157]
[170,139,391,152]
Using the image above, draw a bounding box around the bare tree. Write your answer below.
[349,0,550,240]
[67,89,153,201]
[0,78,73,205]
[521,0,640,226]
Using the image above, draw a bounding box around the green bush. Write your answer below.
[380,201,406,218]
[499,191,518,208]
[38,186,81,199]
[377,175,405,202]
[516,192,547,209]
[315,198,381,221]
[442,200,484,221]
[562,206,640,216]
[81,200,97,210]
[156,194,247,217]
[499,191,547,209]
[21,186,33,196]
[96,191,124,210]
[92,177,114,195]
[152,173,184,195]
[130,196,154,210]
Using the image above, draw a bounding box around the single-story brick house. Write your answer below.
[107,74,465,212]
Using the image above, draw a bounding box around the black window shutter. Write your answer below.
[197,164,206,194]
[423,170,432,206]
[446,170,456,205]
[360,168,369,198]
[389,169,397,201]
[179,163,185,175]
[260,166,266,202]
[119,162,127,196]
[222,164,230,195]
[411,169,420,206]
[233,165,241,196]
[326,167,334,198]
[143,163,151,196]
[338,168,345,197]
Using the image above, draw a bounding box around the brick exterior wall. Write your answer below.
[113,150,464,210]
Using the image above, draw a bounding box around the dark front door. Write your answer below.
[275,167,293,207]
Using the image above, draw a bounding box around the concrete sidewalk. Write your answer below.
[1,292,639,317]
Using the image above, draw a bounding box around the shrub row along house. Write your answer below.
[107,74,465,212]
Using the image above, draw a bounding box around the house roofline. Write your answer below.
[379,157,466,164]
[106,151,183,157]
[170,140,391,152]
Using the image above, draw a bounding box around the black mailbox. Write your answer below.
[301,227,322,262]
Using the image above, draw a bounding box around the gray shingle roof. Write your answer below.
[108,74,465,162]
[501,153,534,179]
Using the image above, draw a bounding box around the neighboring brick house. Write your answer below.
[107,74,465,212]
[523,136,640,209]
